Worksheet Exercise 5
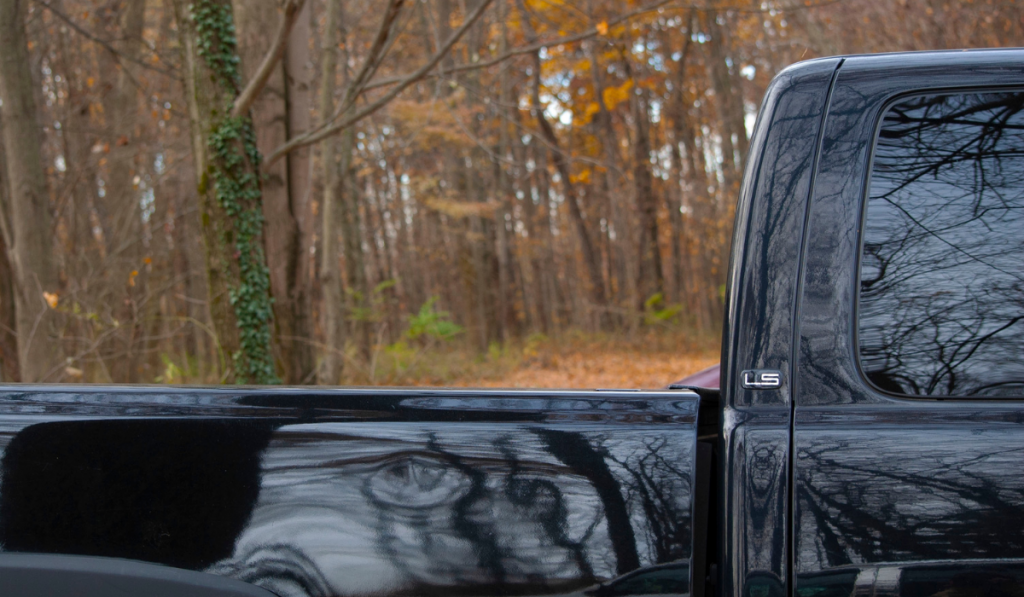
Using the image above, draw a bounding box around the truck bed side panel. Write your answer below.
[0,388,698,597]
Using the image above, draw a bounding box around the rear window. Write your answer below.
[858,91,1024,398]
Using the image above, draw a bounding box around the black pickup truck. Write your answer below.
[2,48,1023,597]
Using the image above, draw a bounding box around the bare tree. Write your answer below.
[0,0,64,382]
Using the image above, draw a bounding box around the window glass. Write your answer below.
[859,91,1024,397]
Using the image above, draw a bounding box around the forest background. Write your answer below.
[0,0,1019,387]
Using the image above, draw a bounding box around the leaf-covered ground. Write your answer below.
[346,331,720,389]
[448,349,719,389]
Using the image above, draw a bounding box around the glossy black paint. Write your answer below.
[720,56,840,597]
[0,553,276,597]
[0,387,698,597]
[793,49,1024,596]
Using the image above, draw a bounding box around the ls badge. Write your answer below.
[741,369,782,389]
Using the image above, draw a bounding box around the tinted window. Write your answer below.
[859,91,1024,397]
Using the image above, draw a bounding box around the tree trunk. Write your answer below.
[318,0,344,383]
[284,0,316,382]
[339,130,369,362]
[95,0,147,382]
[330,0,371,364]
[141,163,173,381]
[0,231,18,382]
[663,23,693,306]
[531,143,556,333]
[585,39,628,323]
[631,87,664,311]
[0,123,18,381]
[172,0,278,383]
[494,0,516,341]
[101,1,146,261]
[706,13,748,186]
[529,52,605,316]
[49,10,108,381]
[0,0,64,382]
[174,177,215,380]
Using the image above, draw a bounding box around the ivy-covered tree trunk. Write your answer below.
[172,0,278,383]
[232,0,316,385]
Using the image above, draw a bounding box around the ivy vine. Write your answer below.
[192,0,240,90]
[192,0,279,384]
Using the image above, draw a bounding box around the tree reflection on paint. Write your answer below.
[796,429,1024,571]
[209,424,694,597]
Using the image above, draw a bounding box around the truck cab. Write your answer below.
[724,48,1024,597]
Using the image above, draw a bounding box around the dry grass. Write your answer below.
[347,329,720,389]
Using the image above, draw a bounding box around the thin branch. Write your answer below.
[272,0,404,160]
[33,0,178,78]
[364,0,675,91]
[332,0,406,122]
[267,0,405,163]
[230,0,307,119]
[359,0,846,92]
[264,0,494,168]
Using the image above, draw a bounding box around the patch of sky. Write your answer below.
[655,144,672,180]
[649,99,662,124]
[141,187,155,223]
[745,99,760,138]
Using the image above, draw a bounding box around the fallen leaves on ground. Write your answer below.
[445,349,718,389]
[360,332,721,389]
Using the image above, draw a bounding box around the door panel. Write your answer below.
[795,407,1024,563]
[794,49,1024,597]
[0,388,698,597]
